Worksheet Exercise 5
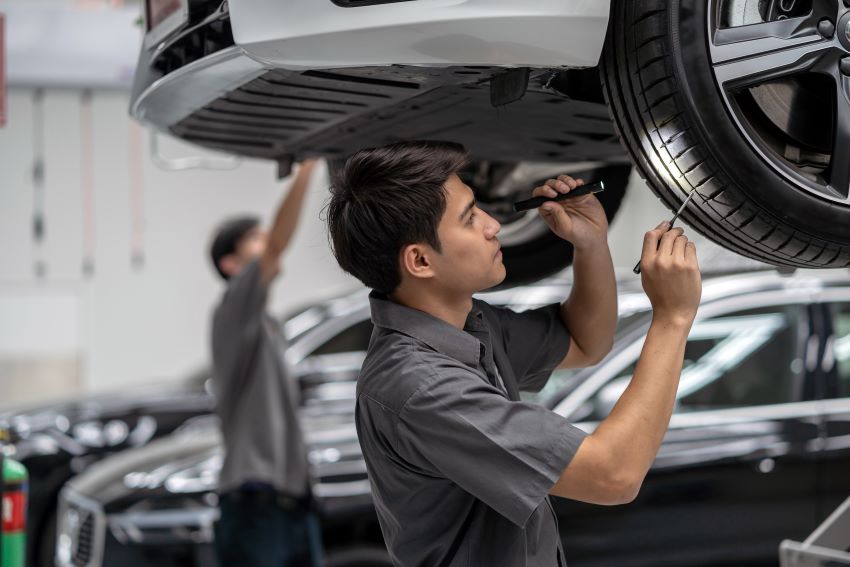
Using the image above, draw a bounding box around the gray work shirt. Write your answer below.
[356,293,588,567]
[211,260,309,497]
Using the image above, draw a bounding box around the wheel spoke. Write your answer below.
[711,18,830,88]
[713,17,817,60]
[712,0,838,57]
[827,75,850,200]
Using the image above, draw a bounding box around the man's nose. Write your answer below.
[484,213,501,239]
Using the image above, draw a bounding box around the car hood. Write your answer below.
[0,374,213,461]
[65,411,364,508]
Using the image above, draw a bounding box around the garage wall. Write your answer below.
[0,88,359,404]
[0,87,727,405]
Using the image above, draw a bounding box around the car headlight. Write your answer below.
[108,453,222,546]
[123,453,222,494]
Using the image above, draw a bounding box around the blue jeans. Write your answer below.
[215,490,324,567]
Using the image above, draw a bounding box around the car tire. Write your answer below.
[35,509,57,567]
[490,163,631,288]
[601,0,850,268]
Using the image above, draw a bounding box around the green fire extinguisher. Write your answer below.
[1,443,28,567]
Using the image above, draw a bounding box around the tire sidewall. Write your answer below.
[36,509,58,567]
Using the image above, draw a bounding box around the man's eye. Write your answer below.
[466,212,476,225]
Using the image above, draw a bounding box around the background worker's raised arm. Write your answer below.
[259,159,318,285]
[530,175,618,368]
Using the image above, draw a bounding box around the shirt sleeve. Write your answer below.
[211,260,268,398]
[216,259,267,327]
[396,361,586,527]
[482,302,570,393]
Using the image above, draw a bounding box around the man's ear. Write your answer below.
[399,243,436,282]
[219,254,240,279]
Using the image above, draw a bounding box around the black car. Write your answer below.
[56,268,850,566]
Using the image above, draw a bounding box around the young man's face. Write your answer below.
[431,174,506,294]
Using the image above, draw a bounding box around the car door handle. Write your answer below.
[821,334,835,372]
[805,335,819,372]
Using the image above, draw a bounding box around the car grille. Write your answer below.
[57,488,106,567]
[74,514,94,565]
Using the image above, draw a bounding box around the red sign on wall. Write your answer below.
[0,13,5,128]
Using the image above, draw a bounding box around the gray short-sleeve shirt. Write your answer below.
[211,260,309,497]
[356,293,587,567]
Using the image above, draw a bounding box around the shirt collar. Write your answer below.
[369,291,487,367]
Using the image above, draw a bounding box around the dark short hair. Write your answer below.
[209,216,260,280]
[325,141,470,293]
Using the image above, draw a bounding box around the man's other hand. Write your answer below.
[639,221,702,326]
[532,175,608,250]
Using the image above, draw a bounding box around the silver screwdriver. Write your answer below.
[633,191,697,275]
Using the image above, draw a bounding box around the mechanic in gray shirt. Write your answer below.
[325,141,702,566]
[209,160,321,567]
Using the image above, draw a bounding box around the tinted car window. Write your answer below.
[311,319,374,356]
[312,309,650,400]
[521,311,649,405]
[584,304,801,420]
[831,303,850,398]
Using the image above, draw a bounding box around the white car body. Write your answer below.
[133,0,611,128]
[232,0,610,70]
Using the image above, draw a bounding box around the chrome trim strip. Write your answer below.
[108,507,218,545]
[314,479,372,499]
[573,398,850,435]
